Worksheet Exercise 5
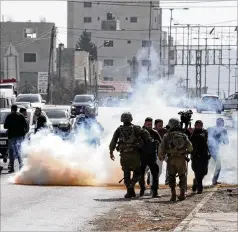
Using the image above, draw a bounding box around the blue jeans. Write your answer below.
[8,137,24,170]
[212,154,221,185]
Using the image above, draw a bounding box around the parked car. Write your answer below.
[222,92,238,110]
[14,101,32,109]
[15,94,46,108]
[43,106,72,132]
[70,94,98,116]
[196,94,223,114]
[0,107,52,163]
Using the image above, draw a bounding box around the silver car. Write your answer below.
[222,92,238,110]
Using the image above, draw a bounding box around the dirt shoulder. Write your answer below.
[92,187,213,231]
[200,187,238,213]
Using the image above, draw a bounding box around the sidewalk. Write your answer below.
[174,187,238,232]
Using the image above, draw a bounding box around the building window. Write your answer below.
[84,17,92,23]
[104,59,113,66]
[103,77,113,81]
[24,53,36,62]
[98,17,100,21]
[125,17,128,20]
[104,40,114,47]
[142,59,151,66]
[84,2,92,8]
[127,40,131,44]
[142,40,152,47]
[127,77,131,82]
[130,17,137,23]
[24,28,37,38]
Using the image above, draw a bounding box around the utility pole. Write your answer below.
[47,26,55,103]
[95,72,98,98]
[204,38,208,93]
[186,24,190,95]
[0,16,2,83]
[58,43,64,80]
[228,27,231,96]
[84,67,87,93]
[147,1,152,80]
[89,57,92,93]
[218,52,221,97]
[168,8,173,79]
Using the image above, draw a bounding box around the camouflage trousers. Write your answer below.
[120,151,141,188]
[167,155,187,190]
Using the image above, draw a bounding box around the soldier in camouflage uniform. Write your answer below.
[109,112,150,198]
[158,118,193,201]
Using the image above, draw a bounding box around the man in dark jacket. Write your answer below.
[19,107,29,134]
[34,107,47,133]
[190,120,211,193]
[4,105,28,172]
[139,117,162,197]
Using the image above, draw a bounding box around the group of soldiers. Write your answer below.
[109,112,229,201]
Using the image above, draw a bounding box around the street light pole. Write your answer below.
[147,1,152,80]
[186,24,190,95]
[167,8,173,80]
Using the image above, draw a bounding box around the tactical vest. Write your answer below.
[167,131,187,156]
[118,125,139,152]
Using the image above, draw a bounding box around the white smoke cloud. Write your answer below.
[12,48,237,187]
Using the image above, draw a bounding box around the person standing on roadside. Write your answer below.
[4,105,28,173]
[19,107,29,135]
[34,107,47,133]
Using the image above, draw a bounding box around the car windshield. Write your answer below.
[15,102,31,108]
[0,85,12,89]
[44,109,66,119]
[16,95,40,103]
[202,96,219,102]
[74,95,93,102]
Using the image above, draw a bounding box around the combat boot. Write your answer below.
[170,188,176,202]
[124,188,132,198]
[130,187,136,198]
[151,189,158,198]
[178,189,186,201]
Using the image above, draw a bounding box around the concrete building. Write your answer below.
[0,21,56,93]
[67,0,170,84]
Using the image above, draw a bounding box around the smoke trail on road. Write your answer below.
[12,47,237,187]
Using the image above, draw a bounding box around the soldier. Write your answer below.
[158,118,193,201]
[109,112,150,198]
[190,120,211,194]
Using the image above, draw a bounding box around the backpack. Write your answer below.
[119,125,137,145]
[167,131,187,154]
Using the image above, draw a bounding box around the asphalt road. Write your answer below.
[1,174,125,231]
[1,107,237,231]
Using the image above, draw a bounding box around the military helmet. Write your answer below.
[84,106,95,117]
[121,112,133,123]
[167,118,180,129]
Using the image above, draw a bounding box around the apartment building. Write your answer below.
[67,0,170,83]
[0,21,56,92]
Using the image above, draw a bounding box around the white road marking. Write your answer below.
[173,188,218,232]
